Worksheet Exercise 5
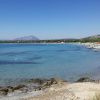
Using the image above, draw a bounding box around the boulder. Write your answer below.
[0,88,9,95]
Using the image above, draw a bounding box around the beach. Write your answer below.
[79,42,100,51]
[1,78,100,100]
[26,82,100,100]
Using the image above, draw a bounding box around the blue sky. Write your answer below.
[0,0,100,40]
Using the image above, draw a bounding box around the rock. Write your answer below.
[0,84,26,96]
[38,78,65,90]
[76,77,95,82]
[28,78,46,85]
[0,88,9,95]
[0,78,65,96]
[30,78,64,91]
[12,85,26,91]
[50,78,58,84]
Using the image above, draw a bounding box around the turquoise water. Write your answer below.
[0,43,100,85]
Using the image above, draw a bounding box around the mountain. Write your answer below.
[83,34,100,39]
[15,35,39,41]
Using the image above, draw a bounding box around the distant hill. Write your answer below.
[15,35,39,41]
[83,34,100,39]
[81,34,100,42]
[0,34,100,43]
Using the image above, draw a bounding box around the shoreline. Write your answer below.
[0,42,100,49]
[79,42,100,51]
[0,42,74,45]
[1,42,100,49]
[0,77,100,100]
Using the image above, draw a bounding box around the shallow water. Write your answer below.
[0,43,100,86]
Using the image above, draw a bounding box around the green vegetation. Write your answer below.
[0,35,100,43]
[0,39,80,43]
[80,38,100,42]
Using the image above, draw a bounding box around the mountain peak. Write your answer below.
[15,35,39,40]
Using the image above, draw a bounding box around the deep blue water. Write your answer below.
[0,43,100,85]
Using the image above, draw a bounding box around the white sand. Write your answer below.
[17,82,100,100]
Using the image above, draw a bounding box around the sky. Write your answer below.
[0,0,100,40]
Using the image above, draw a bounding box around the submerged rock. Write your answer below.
[28,78,46,85]
[0,78,65,96]
[12,85,26,91]
[0,85,26,96]
[0,88,9,95]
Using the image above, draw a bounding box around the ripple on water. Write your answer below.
[0,60,41,65]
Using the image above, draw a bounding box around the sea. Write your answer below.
[0,43,100,86]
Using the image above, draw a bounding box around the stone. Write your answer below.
[76,77,95,82]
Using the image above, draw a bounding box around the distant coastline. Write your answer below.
[0,34,100,43]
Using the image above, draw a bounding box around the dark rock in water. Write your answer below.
[0,85,26,96]
[28,78,65,91]
[12,85,26,91]
[42,78,58,87]
[28,78,46,85]
[76,77,95,82]
[0,78,65,96]
[28,78,55,91]
[0,88,9,95]
[35,78,65,90]
[27,78,60,85]
[6,86,13,89]
[50,78,58,84]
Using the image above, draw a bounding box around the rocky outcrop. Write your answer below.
[31,78,65,90]
[0,78,65,96]
[0,85,26,96]
[76,77,95,82]
[1,77,99,97]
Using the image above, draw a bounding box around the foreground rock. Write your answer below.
[76,77,95,82]
[0,78,100,100]
[0,85,26,96]
[0,78,64,96]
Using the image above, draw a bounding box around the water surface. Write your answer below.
[0,43,100,86]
